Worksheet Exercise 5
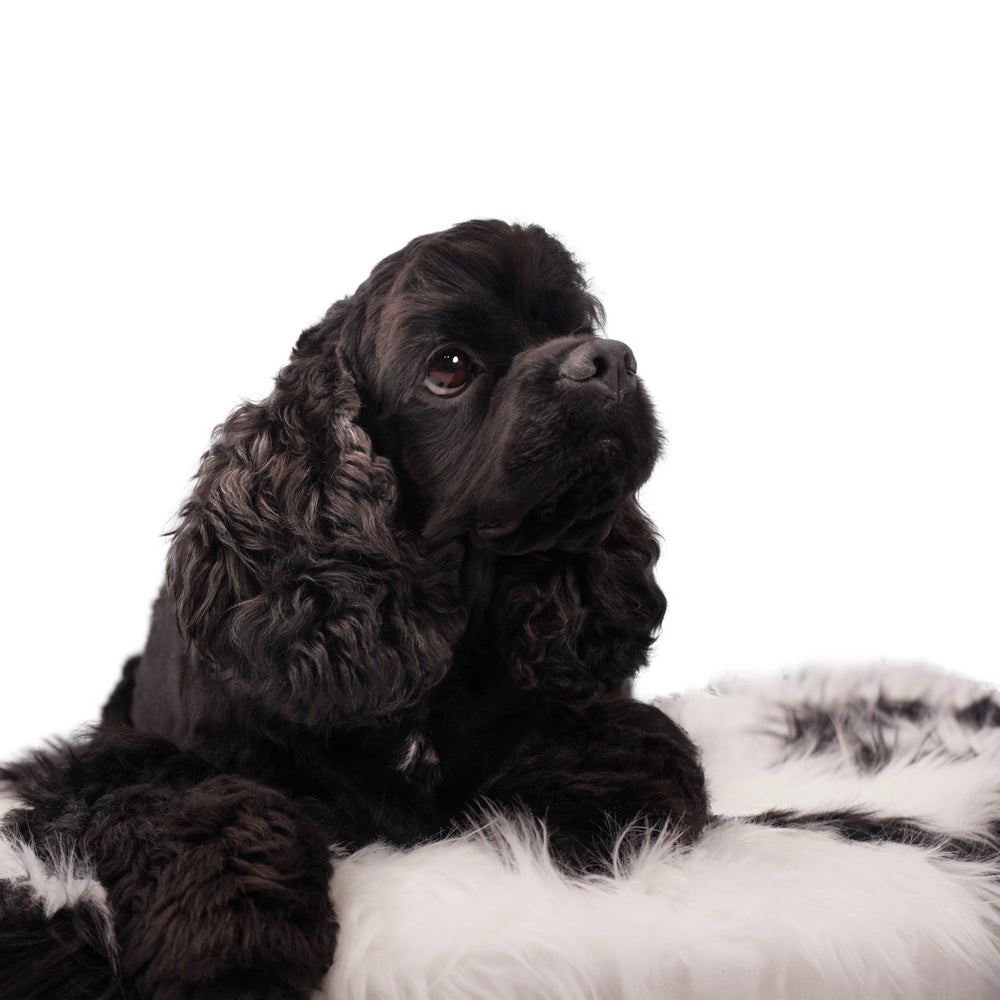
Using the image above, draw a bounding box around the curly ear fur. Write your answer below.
[496,499,666,700]
[166,308,466,727]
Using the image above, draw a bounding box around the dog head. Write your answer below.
[168,221,666,725]
[331,220,661,554]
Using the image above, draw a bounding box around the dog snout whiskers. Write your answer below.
[558,339,638,398]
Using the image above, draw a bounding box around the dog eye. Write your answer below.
[425,348,472,396]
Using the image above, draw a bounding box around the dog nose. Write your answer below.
[558,339,638,394]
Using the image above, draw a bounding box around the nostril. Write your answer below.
[559,339,638,390]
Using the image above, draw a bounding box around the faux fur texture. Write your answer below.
[3,664,1000,999]
[0,784,119,1000]
[320,663,1000,1000]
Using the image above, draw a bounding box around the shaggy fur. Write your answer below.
[4,665,1000,998]
[1,221,710,998]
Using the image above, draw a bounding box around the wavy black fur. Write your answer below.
[2,220,709,998]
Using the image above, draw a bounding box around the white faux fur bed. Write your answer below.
[4,664,1000,999]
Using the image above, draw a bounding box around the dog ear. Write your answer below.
[166,301,465,726]
[496,498,666,700]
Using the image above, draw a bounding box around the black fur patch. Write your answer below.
[749,808,1000,863]
[773,693,994,771]
[0,879,122,1000]
[956,696,1000,730]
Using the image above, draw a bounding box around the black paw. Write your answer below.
[114,775,336,1000]
[478,699,709,869]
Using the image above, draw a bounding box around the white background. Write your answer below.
[2,2,997,760]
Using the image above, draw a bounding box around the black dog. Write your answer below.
[3,220,708,999]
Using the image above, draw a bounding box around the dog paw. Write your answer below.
[116,776,336,1000]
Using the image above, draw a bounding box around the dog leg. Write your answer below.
[106,773,336,1000]
[5,734,337,1000]
[477,699,710,869]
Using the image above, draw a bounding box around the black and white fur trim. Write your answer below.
[4,664,1000,999]
[0,785,121,999]
[666,663,1000,836]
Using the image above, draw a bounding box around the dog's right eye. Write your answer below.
[425,348,472,396]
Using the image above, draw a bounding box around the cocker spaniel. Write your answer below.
[2,220,708,999]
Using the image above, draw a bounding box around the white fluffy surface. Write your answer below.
[660,663,1000,831]
[4,665,1000,999]
[323,665,1000,1000]
[324,820,1000,1000]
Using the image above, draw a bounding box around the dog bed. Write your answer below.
[3,663,1000,999]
